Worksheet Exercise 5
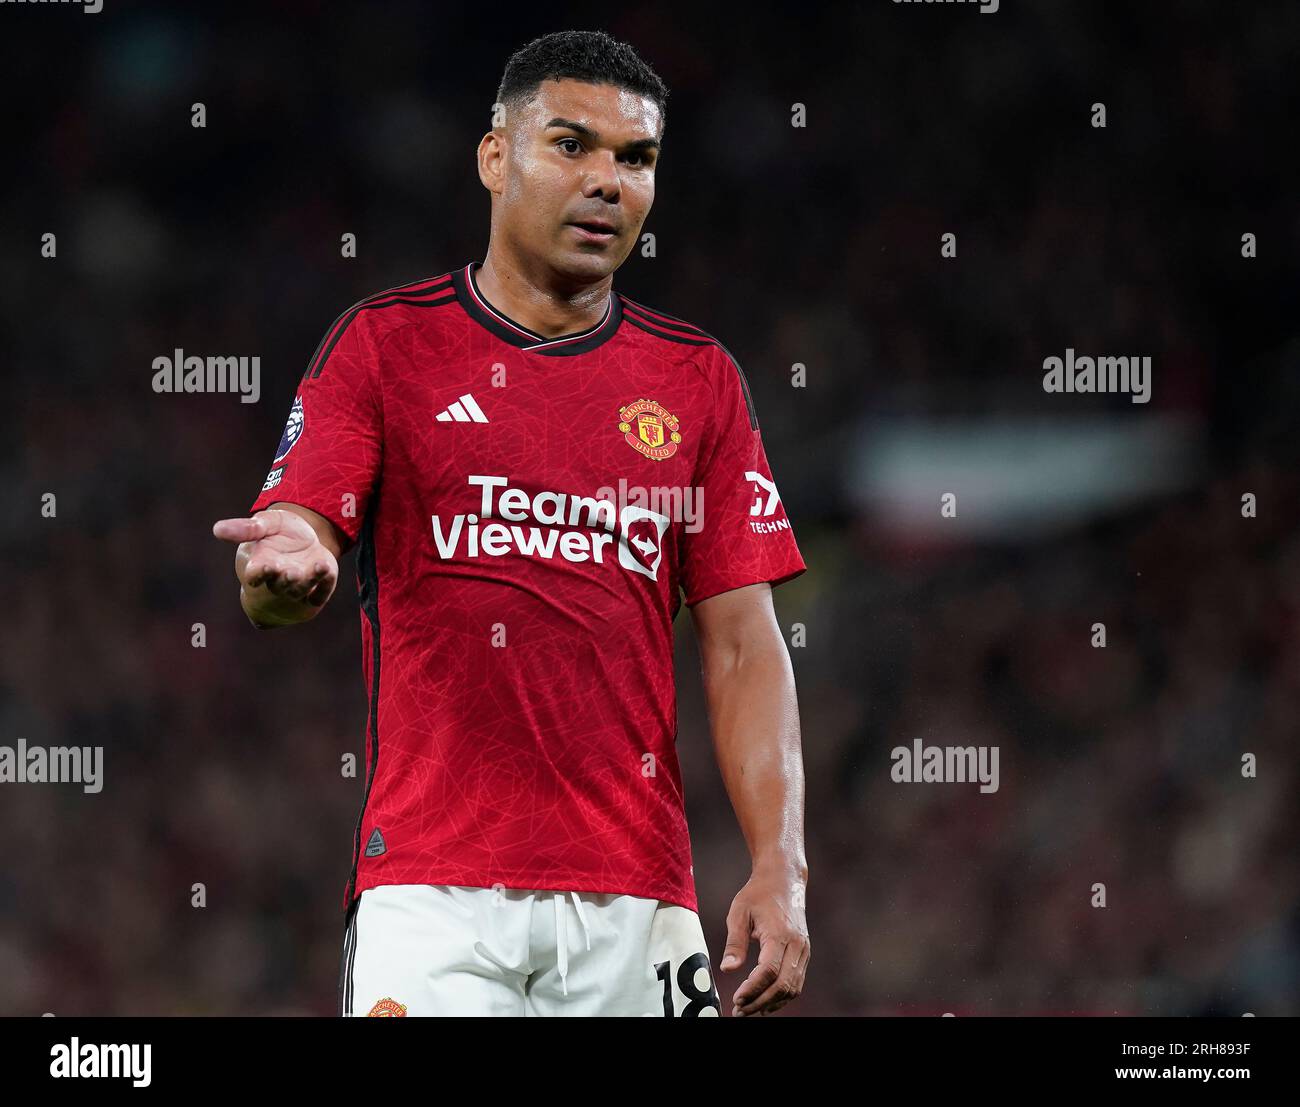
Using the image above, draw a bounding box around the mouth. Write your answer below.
[568,221,619,242]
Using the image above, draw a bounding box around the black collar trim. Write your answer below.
[451,262,622,357]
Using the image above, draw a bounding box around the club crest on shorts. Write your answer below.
[618,399,681,461]
[367,997,407,1017]
[273,395,305,464]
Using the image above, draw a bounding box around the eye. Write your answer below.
[557,137,583,154]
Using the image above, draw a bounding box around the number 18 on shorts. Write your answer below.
[339,884,722,1017]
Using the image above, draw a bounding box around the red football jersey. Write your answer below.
[249,263,806,913]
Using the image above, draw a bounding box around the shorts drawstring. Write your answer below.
[555,890,592,996]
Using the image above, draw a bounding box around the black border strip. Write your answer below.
[344,508,382,913]
[336,897,358,1017]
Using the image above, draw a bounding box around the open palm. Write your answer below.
[212,508,338,605]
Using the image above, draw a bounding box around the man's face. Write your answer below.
[480,78,661,283]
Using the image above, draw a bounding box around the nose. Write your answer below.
[582,149,621,203]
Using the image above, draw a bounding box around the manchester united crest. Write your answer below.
[618,399,682,461]
[367,997,408,1017]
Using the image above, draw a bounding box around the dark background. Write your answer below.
[1,0,1296,1015]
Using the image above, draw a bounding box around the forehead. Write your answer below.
[519,78,661,138]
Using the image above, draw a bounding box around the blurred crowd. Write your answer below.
[0,2,1296,1014]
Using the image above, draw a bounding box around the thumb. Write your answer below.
[212,510,282,544]
[718,905,751,972]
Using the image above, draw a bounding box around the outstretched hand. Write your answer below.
[213,508,338,608]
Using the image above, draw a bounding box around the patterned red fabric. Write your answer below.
[249,263,805,912]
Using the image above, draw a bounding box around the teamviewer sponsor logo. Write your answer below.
[616,504,669,580]
[431,475,670,580]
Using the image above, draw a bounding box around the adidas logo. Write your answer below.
[435,393,489,423]
[364,828,387,857]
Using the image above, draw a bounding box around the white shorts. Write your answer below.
[338,883,721,1017]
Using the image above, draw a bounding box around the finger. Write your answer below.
[213,517,262,543]
[718,903,752,974]
[248,556,294,591]
[276,563,321,600]
[278,574,312,600]
[297,561,332,600]
[788,938,810,997]
[731,935,785,1012]
[304,564,336,607]
[752,937,809,1016]
[244,556,279,588]
[762,998,791,1015]
[735,937,806,1016]
[291,555,338,600]
[213,513,280,544]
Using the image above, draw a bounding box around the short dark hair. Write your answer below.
[495,30,669,132]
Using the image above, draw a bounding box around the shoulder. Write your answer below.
[343,271,460,337]
[617,292,758,430]
[305,271,459,380]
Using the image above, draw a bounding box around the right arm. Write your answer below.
[219,307,385,628]
[213,502,346,628]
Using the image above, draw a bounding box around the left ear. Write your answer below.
[476,130,507,196]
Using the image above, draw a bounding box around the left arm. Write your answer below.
[691,581,809,1016]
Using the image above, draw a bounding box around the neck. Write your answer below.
[474,244,612,339]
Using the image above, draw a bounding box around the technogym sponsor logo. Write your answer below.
[0,739,103,793]
[746,471,790,534]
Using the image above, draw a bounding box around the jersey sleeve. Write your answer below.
[678,345,807,606]
[247,310,384,546]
